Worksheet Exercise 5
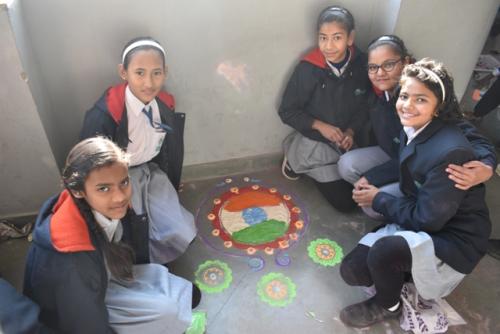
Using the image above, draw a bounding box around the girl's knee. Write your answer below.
[337,153,357,182]
[340,246,373,286]
[367,236,410,268]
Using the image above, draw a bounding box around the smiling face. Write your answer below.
[396,77,439,130]
[318,22,354,63]
[368,45,407,93]
[119,49,166,104]
[76,162,131,220]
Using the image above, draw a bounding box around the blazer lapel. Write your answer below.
[399,131,415,164]
[397,119,446,196]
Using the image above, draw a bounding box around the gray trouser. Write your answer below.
[337,146,402,219]
[338,146,390,184]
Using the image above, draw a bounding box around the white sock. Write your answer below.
[387,301,400,312]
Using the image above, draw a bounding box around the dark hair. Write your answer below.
[62,137,135,282]
[317,6,355,33]
[367,35,413,61]
[121,36,166,70]
[400,58,463,121]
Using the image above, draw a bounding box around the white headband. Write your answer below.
[121,40,166,63]
[419,67,446,102]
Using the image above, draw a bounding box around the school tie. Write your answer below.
[141,106,173,133]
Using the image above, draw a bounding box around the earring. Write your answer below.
[72,191,84,198]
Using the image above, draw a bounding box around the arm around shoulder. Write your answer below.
[456,119,497,167]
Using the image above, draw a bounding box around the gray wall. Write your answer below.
[0,5,60,218]
[394,0,500,100]
[15,0,400,168]
[2,0,498,217]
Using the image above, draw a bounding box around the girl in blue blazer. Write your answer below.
[338,59,491,328]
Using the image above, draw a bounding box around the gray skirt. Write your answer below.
[129,162,196,264]
[359,224,465,300]
[283,131,342,183]
[106,263,192,334]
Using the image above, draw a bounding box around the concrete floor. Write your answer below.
[1,166,500,333]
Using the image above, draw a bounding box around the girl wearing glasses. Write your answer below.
[278,6,371,212]
[337,35,496,218]
[80,37,196,264]
[339,59,491,328]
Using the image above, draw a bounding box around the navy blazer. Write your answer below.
[373,119,491,274]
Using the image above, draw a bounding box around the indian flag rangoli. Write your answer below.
[196,176,309,269]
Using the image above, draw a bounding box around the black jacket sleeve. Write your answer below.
[80,106,117,141]
[363,158,399,187]
[0,278,53,334]
[278,63,325,141]
[456,120,497,167]
[474,77,500,117]
[373,149,470,232]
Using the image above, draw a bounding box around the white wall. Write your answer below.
[16,0,399,167]
[0,5,60,218]
[394,0,500,100]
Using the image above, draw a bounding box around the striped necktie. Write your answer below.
[141,106,173,133]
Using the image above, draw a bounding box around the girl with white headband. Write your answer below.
[80,37,197,265]
[338,58,491,328]
[337,35,496,219]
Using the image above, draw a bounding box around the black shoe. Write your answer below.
[192,284,202,309]
[340,297,401,328]
[281,157,300,180]
[487,239,500,261]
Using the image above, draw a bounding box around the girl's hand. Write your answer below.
[339,129,354,151]
[354,176,370,190]
[446,161,493,190]
[312,120,344,143]
[352,184,379,207]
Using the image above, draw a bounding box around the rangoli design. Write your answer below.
[307,238,343,267]
[257,272,296,307]
[194,260,232,293]
[186,311,207,334]
[196,176,309,269]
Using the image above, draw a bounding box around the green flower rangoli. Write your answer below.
[195,260,232,293]
[307,238,343,267]
[257,272,296,307]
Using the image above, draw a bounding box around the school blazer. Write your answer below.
[373,119,491,274]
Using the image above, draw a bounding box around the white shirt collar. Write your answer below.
[125,85,157,117]
[403,121,432,145]
[326,50,351,77]
[92,210,123,242]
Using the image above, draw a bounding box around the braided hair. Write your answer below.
[62,137,135,282]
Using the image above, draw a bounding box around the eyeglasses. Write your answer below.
[367,59,402,74]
